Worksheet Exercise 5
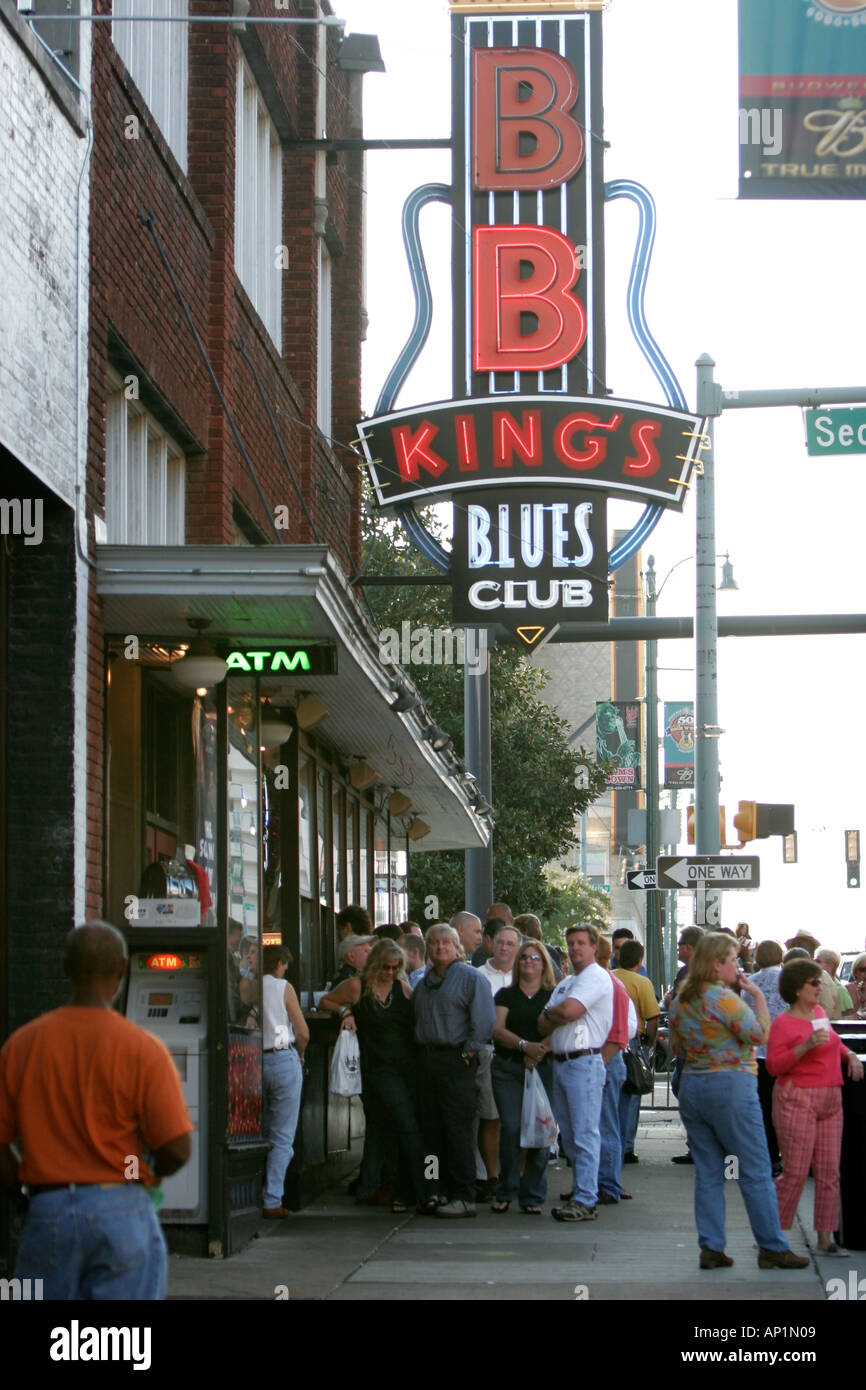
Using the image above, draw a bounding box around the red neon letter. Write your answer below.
[392,421,448,483]
[493,410,543,469]
[623,419,662,476]
[455,413,479,472]
[554,412,624,470]
[473,48,585,191]
[473,226,586,373]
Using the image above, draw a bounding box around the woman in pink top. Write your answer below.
[767,959,864,1255]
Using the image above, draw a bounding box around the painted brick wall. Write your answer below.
[0,3,90,511]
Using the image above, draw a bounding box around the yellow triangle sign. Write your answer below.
[515,626,546,647]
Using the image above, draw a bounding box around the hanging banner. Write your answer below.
[663,700,695,789]
[596,700,641,790]
[739,0,866,199]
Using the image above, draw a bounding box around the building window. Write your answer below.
[105,377,185,544]
[235,56,283,350]
[112,0,188,172]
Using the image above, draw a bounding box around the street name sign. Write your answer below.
[656,856,761,890]
[626,869,657,891]
[805,407,866,457]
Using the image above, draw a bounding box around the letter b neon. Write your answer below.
[473,226,586,373]
[473,48,585,190]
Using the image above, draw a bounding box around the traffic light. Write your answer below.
[733,801,795,844]
[687,805,695,845]
[846,830,860,889]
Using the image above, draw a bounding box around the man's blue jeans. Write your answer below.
[491,1055,554,1207]
[678,1069,789,1254]
[552,1053,605,1207]
[16,1184,167,1299]
[262,1046,304,1210]
[598,1050,627,1198]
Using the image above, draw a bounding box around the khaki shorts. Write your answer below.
[475,1046,499,1120]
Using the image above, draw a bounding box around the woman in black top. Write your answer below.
[323,938,428,1212]
[490,940,557,1213]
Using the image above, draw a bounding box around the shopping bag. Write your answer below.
[520,1066,557,1149]
[622,1042,654,1096]
[329,1028,362,1096]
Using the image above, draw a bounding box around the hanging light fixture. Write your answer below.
[407,817,431,841]
[260,703,293,749]
[170,619,227,691]
[388,791,413,816]
[349,759,381,791]
[295,695,329,731]
[424,721,453,752]
[717,552,739,591]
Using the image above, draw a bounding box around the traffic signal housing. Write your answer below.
[686,805,731,846]
[846,830,860,889]
[733,801,795,845]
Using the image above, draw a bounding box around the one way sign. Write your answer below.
[656,856,761,890]
[626,870,657,891]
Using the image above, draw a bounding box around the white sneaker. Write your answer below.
[435,1200,477,1218]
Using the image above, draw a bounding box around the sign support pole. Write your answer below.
[695,355,722,865]
[464,643,494,918]
[643,558,663,990]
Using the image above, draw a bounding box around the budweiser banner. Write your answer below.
[739,0,866,199]
[663,701,695,789]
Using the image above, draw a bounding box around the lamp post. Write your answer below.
[643,543,738,986]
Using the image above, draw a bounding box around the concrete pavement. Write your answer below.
[166,1108,860,1301]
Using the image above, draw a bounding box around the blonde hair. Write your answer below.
[513,939,557,991]
[678,932,737,1007]
[360,939,406,996]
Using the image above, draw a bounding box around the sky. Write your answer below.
[337,0,866,953]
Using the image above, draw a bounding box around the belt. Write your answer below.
[553,1048,603,1062]
[420,1042,465,1052]
[263,1044,295,1054]
[25,1182,136,1195]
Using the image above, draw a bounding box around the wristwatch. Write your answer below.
[518,1039,526,1052]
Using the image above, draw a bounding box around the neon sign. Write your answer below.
[223,646,338,675]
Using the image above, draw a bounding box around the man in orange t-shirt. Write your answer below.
[0,922,192,1300]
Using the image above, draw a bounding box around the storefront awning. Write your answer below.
[96,545,490,853]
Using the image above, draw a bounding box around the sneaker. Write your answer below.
[436,1200,477,1219]
[699,1248,733,1269]
[671,1153,694,1165]
[596,1193,620,1205]
[757,1248,810,1270]
[262,1206,291,1220]
[552,1201,597,1222]
[622,1151,639,1165]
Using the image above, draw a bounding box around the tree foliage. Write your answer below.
[361,499,608,921]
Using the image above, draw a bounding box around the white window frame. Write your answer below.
[235,56,283,350]
[112,0,188,173]
[106,373,186,544]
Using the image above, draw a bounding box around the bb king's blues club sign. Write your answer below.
[357,0,706,640]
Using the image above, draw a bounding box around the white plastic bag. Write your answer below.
[520,1066,557,1149]
[329,1028,362,1096]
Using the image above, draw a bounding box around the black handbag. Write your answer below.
[622,1042,654,1096]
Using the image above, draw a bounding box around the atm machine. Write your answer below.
[126,951,208,1223]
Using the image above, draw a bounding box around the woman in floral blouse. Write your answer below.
[670,932,808,1273]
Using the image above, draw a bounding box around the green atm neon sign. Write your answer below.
[224,645,337,674]
[227,649,311,672]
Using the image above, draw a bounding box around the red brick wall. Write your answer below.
[86,0,368,906]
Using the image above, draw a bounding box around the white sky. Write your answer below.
[337,0,866,953]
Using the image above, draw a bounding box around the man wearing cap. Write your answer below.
[328,934,375,990]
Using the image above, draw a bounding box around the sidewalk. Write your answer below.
[166,1111,858,1301]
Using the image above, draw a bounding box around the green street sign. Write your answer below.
[805,407,866,457]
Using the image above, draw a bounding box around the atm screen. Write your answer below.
[148,992,173,1006]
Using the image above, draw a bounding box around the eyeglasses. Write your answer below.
[381,964,401,973]
[806,979,822,987]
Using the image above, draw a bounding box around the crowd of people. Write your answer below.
[310,907,864,1266]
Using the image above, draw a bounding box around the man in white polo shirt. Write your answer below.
[474,922,520,1198]
[538,922,613,1222]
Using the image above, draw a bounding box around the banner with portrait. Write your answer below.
[596,700,641,791]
